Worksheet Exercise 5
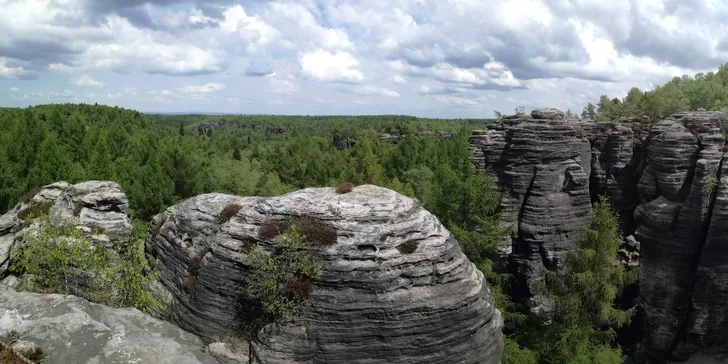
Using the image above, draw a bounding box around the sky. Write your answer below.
[1,0,727,118]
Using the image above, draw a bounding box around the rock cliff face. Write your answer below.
[470,109,592,301]
[471,109,728,362]
[0,181,133,277]
[145,185,504,364]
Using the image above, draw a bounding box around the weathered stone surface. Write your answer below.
[0,276,218,364]
[146,185,503,364]
[0,181,133,277]
[531,107,565,120]
[470,114,592,299]
[472,109,728,362]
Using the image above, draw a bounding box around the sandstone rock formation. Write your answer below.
[0,181,133,277]
[471,109,728,362]
[470,108,592,300]
[0,276,218,364]
[145,185,504,364]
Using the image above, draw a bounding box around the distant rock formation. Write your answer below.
[0,181,133,276]
[332,133,357,151]
[471,108,728,362]
[145,185,504,364]
[0,276,218,364]
[378,131,453,144]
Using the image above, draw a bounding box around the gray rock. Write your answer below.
[470,116,592,299]
[0,279,218,364]
[0,181,133,277]
[146,185,504,364]
[531,107,565,120]
[472,109,728,362]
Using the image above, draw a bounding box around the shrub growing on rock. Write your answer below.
[219,203,242,223]
[9,216,161,314]
[248,226,322,323]
[17,188,41,205]
[258,219,289,240]
[294,217,337,246]
[335,182,354,194]
[0,330,45,364]
[17,201,53,221]
[396,240,419,254]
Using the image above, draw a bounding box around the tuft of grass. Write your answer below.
[219,203,243,223]
[396,240,419,254]
[18,188,41,205]
[335,182,354,194]
[295,217,337,246]
[17,201,54,221]
[259,219,289,240]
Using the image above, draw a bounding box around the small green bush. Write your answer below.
[17,201,53,221]
[9,216,161,314]
[396,240,419,254]
[703,172,719,194]
[219,203,242,223]
[335,182,354,194]
[295,217,337,246]
[248,226,322,323]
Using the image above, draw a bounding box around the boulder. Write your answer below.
[145,185,504,364]
[0,276,218,364]
[0,181,133,277]
[531,107,565,120]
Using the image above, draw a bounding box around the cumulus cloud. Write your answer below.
[10,87,19,91]
[75,74,104,86]
[0,0,726,116]
[300,50,363,82]
[180,82,226,93]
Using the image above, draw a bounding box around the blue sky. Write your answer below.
[1,0,727,117]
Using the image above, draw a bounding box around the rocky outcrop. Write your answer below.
[470,108,593,300]
[0,181,133,276]
[145,185,504,364]
[0,276,218,364]
[471,109,728,362]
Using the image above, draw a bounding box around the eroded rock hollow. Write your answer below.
[471,108,728,362]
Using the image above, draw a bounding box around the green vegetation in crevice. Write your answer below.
[8,216,162,314]
[248,225,322,323]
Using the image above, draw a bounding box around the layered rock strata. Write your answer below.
[145,185,504,364]
[470,109,592,299]
[471,109,728,362]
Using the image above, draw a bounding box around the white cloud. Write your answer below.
[299,50,363,82]
[161,89,174,96]
[392,75,407,84]
[0,58,31,79]
[180,83,226,93]
[75,74,104,86]
[10,87,19,91]
[266,74,300,95]
[48,63,73,72]
[348,85,400,97]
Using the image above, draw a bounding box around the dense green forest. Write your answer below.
[582,63,728,121]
